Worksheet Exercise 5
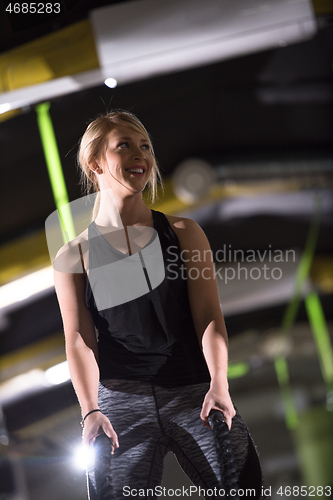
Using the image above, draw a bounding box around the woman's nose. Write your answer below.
[132,147,144,159]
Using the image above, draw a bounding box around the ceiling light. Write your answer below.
[104,77,117,88]
[0,103,11,114]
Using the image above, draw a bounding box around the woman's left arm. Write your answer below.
[171,216,236,430]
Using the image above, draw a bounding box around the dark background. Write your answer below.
[0,1,333,498]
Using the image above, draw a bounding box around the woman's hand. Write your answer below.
[83,411,119,454]
[200,379,236,431]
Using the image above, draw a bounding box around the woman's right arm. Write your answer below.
[53,268,119,452]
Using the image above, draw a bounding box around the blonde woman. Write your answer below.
[54,110,267,500]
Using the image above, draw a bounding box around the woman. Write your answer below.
[54,110,268,499]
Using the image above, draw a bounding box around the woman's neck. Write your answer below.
[94,188,152,229]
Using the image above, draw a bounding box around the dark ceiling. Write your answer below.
[1,4,333,497]
[1,23,333,242]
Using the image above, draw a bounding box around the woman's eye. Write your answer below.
[117,142,150,151]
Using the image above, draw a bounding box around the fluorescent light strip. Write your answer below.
[0,361,71,405]
[0,266,54,309]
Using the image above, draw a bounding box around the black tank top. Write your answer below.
[85,209,210,387]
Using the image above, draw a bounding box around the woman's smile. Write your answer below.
[125,164,146,176]
[101,127,153,192]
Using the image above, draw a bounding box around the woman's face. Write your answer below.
[98,126,154,196]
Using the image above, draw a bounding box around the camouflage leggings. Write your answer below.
[87,380,267,500]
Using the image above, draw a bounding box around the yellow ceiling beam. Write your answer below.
[0,19,99,121]
[0,108,21,122]
[311,0,333,14]
[0,332,65,383]
[0,230,50,285]
[4,56,55,90]
[0,3,330,93]
[0,19,99,93]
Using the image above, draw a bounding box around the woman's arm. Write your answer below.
[168,216,236,430]
[54,263,119,451]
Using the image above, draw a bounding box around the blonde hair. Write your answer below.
[77,110,163,219]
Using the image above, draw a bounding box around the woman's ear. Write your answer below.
[89,160,103,175]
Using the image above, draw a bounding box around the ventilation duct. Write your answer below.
[0,0,316,110]
[91,0,316,84]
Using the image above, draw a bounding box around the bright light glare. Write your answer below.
[0,266,54,309]
[45,360,70,385]
[104,77,117,88]
[0,103,11,114]
[0,369,47,403]
[73,443,95,470]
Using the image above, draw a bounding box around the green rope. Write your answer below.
[281,200,321,332]
[274,356,298,429]
[275,195,321,429]
[36,102,75,243]
[305,291,333,411]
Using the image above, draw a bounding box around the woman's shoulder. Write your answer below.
[163,213,202,233]
[162,213,207,249]
[53,228,89,274]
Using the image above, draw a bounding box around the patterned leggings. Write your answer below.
[87,380,266,500]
